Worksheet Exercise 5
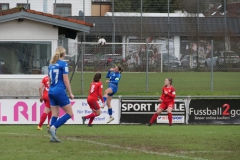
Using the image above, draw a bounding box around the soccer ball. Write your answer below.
[98,38,106,46]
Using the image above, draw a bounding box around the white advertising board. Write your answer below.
[0,99,120,124]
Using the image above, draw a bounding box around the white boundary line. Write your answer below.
[1,132,207,160]
[66,137,207,160]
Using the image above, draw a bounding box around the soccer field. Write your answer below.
[0,125,239,160]
[69,72,240,96]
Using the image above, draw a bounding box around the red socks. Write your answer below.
[39,113,47,127]
[85,113,97,119]
[150,113,158,124]
[85,113,98,125]
[168,113,172,125]
[39,111,52,127]
[88,117,94,125]
[47,111,52,125]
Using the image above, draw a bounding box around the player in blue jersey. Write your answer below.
[101,65,123,123]
[47,46,74,142]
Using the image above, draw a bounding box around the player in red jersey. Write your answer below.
[147,78,176,126]
[82,73,104,126]
[37,76,52,130]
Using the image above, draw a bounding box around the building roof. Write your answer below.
[71,16,240,37]
[0,7,94,34]
[204,3,240,17]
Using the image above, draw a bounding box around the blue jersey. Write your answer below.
[48,60,70,107]
[48,60,69,91]
[106,70,121,89]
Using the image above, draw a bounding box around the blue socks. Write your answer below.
[50,116,58,127]
[103,96,107,103]
[103,96,112,116]
[52,114,71,129]
[108,108,112,116]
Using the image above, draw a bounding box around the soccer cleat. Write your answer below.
[50,137,55,142]
[47,125,50,128]
[37,126,42,130]
[100,103,105,109]
[107,117,114,124]
[48,127,61,142]
[146,123,152,126]
[48,129,58,142]
[169,124,172,126]
[49,136,61,143]
[49,137,61,143]
[82,116,86,125]
[87,124,93,127]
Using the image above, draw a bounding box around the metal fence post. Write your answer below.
[81,42,84,95]
[167,0,170,72]
[146,40,149,92]
[82,0,85,95]
[211,40,214,92]
[112,0,115,54]
[161,51,163,73]
[140,0,142,40]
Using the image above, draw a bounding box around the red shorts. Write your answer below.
[87,97,100,110]
[158,101,174,110]
[43,93,50,109]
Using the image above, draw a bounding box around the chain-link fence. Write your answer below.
[69,40,240,73]
[1,0,239,95]
[71,0,240,72]
[74,41,178,72]
[69,0,240,95]
[64,41,240,95]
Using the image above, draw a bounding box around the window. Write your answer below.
[0,41,51,74]
[17,3,30,9]
[0,3,9,10]
[54,4,71,16]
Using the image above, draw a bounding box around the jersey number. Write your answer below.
[49,69,59,85]
[90,85,95,93]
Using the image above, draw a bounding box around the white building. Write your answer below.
[0,0,92,57]
[104,11,205,60]
[0,7,92,96]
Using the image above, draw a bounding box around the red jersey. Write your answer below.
[41,76,49,96]
[88,81,104,102]
[160,85,176,102]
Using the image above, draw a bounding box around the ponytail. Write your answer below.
[50,46,66,64]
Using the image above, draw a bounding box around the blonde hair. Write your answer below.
[50,46,66,64]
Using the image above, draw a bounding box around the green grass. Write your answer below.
[69,72,240,96]
[0,125,239,160]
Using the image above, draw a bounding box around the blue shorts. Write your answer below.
[48,88,70,107]
[108,86,118,97]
